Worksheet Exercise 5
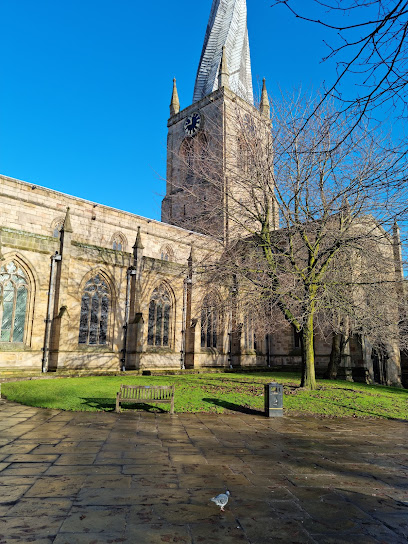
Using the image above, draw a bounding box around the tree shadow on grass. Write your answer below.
[80,398,168,413]
[203,397,264,416]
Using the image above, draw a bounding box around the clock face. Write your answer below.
[184,112,202,137]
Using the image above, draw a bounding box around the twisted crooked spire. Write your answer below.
[193,0,253,105]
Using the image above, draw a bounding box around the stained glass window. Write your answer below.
[147,286,171,347]
[78,275,110,345]
[0,262,29,343]
[201,295,218,349]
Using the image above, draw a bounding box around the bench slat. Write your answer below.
[116,384,175,414]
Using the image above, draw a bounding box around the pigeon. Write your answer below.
[211,490,230,511]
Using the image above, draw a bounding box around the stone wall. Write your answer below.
[0,174,235,372]
[0,173,403,385]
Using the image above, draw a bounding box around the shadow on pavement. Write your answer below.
[80,398,167,413]
[203,397,263,416]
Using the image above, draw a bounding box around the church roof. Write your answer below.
[193,0,254,105]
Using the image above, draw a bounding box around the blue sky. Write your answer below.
[0,0,375,221]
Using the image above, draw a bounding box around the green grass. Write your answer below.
[1,372,407,419]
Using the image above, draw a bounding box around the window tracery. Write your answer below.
[201,294,218,349]
[147,285,172,347]
[243,315,256,350]
[180,133,208,182]
[51,219,64,238]
[237,137,250,174]
[0,262,28,343]
[160,245,174,262]
[111,233,127,252]
[78,275,110,345]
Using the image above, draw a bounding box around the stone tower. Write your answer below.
[162,0,274,240]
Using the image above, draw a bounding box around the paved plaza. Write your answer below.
[0,399,407,543]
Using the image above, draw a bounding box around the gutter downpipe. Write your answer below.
[42,252,62,373]
[121,267,135,372]
[180,277,191,370]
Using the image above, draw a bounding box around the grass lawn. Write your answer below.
[1,372,407,419]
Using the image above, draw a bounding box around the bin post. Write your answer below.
[264,382,283,417]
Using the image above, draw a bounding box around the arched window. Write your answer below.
[78,275,110,345]
[201,294,218,349]
[52,220,64,238]
[237,137,249,174]
[180,133,208,183]
[0,262,29,343]
[237,133,258,177]
[147,286,172,347]
[293,325,302,349]
[244,315,256,350]
[184,141,194,168]
[111,233,127,252]
[160,245,174,262]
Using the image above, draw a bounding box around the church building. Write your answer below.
[0,0,405,387]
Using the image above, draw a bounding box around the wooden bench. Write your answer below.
[116,384,175,414]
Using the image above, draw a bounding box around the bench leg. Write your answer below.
[116,395,121,413]
[170,396,174,415]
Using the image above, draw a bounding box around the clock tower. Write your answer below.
[162,0,273,241]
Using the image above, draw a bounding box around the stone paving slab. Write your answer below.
[0,399,407,543]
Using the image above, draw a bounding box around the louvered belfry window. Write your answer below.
[78,275,110,345]
[147,286,171,347]
[0,262,29,343]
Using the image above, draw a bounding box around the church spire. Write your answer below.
[193,0,253,104]
[260,78,270,118]
[170,78,180,117]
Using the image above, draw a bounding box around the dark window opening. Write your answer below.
[78,275,110,345]
[293,326,302,349]
[147,286,172,347]
[201,295,218,348]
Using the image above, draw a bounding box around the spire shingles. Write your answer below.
[193,0,253,104]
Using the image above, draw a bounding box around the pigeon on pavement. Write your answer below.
[211,490,230,511]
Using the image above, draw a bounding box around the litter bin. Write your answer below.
[264,382,283,417]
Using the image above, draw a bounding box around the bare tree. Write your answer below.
[272,1,408,134]
[170,91,407,389]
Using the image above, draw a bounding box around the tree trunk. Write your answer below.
[300,330,306,387]
[325,333,341,379]
[302,312,317,390]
